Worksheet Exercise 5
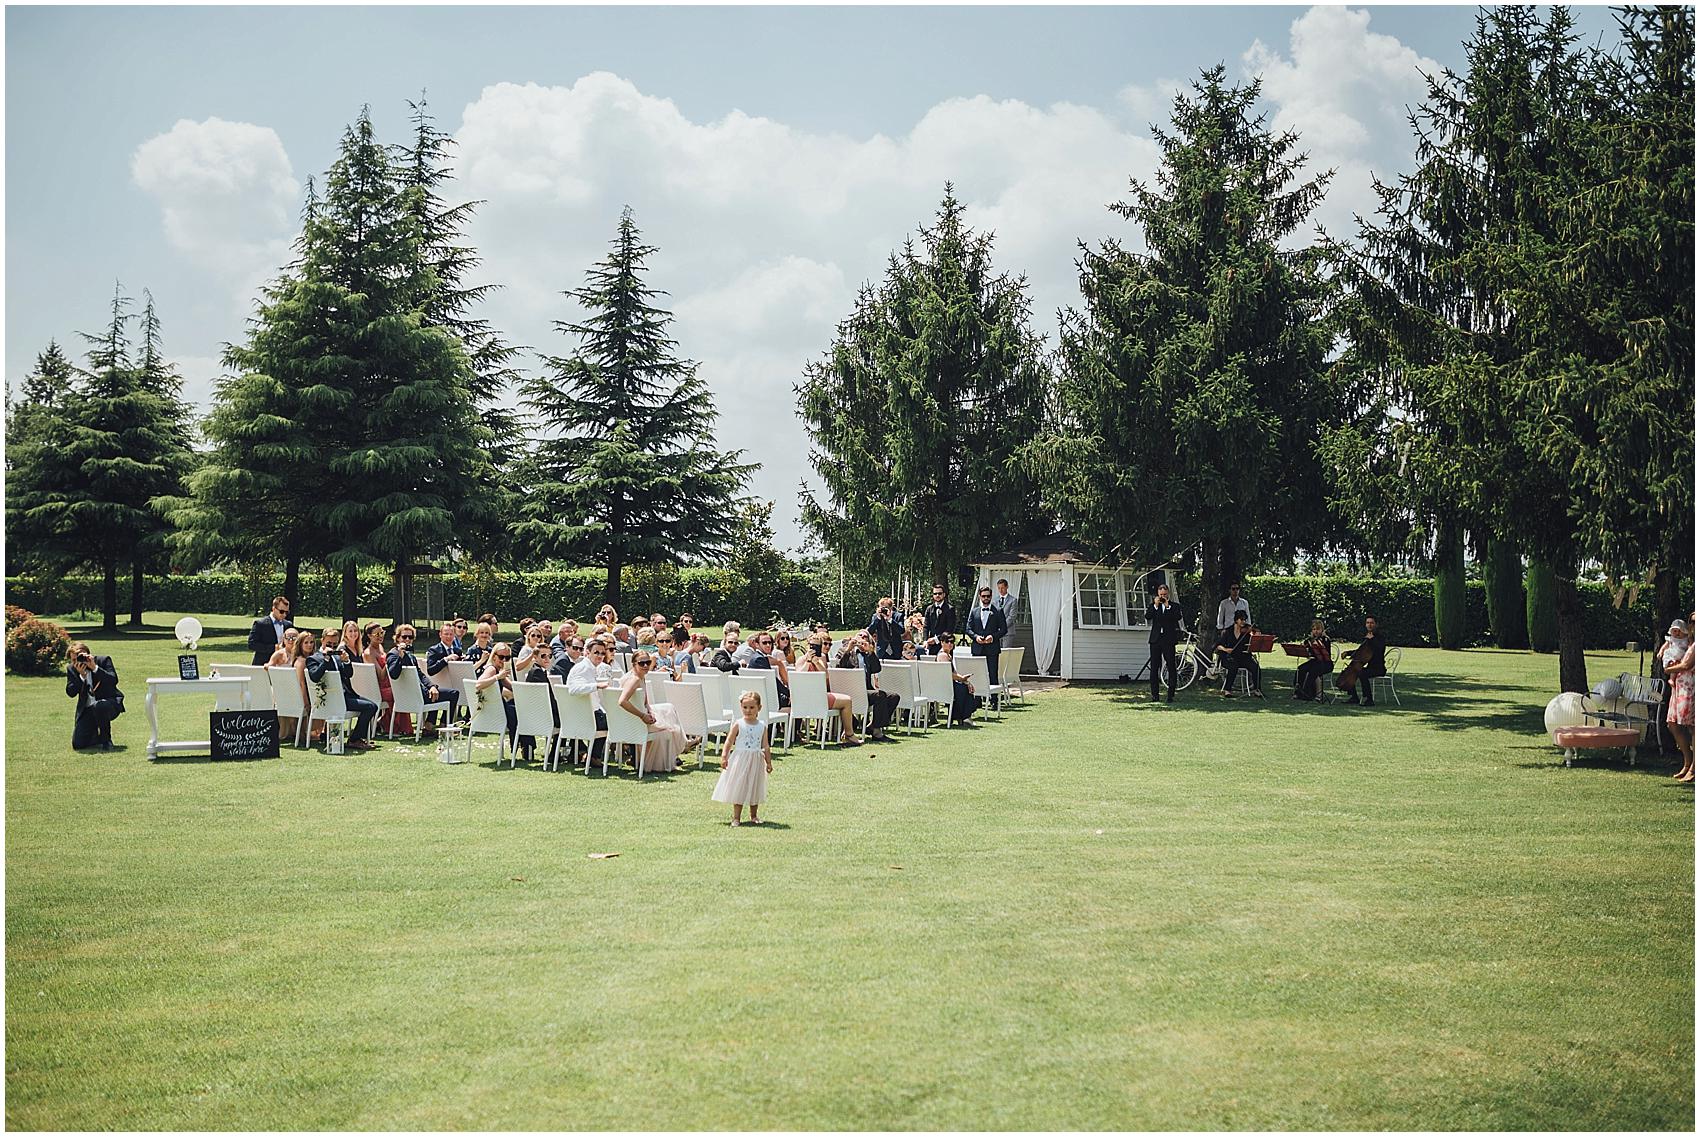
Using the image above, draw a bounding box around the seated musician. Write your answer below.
[1215,612,1264,698]
[1294,619,1333,701]
[1339,615,1387,706]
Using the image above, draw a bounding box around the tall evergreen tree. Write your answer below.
[516,207,752,608]
[8,285,191,629]
[5,340,76,571]
[170,110,499,621]
[798,186,1052,586]
[1025,68,1341,625]
[1324,6,1690,691]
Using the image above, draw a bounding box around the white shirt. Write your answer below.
[566,655,604,712]
[1216,597,1250,630]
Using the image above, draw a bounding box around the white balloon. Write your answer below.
[174,617,204,649]
[1544,692,1590,737]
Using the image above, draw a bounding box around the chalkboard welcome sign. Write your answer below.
[210,710,280,760]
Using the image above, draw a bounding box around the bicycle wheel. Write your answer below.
[1175,648,1198,691]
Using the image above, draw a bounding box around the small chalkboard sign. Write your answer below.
[178,654,199,681]
[210,709,279,760]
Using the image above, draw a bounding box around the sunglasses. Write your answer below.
[635,658,653,667]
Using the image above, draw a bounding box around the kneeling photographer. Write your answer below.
[66,642,125,750]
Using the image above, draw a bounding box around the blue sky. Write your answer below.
[5,4,1621,549]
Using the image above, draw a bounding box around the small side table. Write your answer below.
[145,676,252,760]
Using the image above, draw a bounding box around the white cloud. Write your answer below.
[131,117,299,305]
[1243,6,1441,238]
[169,353,228,414]
[455,75,1164,544]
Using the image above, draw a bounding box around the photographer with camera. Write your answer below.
[867,596,905,660]
[65,642,125,750]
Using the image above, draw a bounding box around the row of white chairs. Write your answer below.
[202,646,1029,771]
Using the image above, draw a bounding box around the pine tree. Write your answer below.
[4,341,76,571]
[8,285,191,629]
[172,110,499,621]
[516,207,752,608]
[799,186,1052,586]
[1324,7,1689,691]
[299,108,498,619]
[1026,68,1341,622]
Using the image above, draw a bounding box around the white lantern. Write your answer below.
[1544,692,1590,737]
[437,723,464,764]
[324,720,347,755]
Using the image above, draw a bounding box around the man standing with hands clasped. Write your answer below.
[922,585,955,656]
[991,578,1019,649]
[247,595,294,666]
[1146,582,1186,702]
[966,584,1008,688]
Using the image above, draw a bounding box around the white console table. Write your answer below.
[145,676,252,760]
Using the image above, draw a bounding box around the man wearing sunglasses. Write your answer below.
[966,585,1009,690]
[564,638,610,769]
[922,585,956,656]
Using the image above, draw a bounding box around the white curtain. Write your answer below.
[1027,568,1066,676]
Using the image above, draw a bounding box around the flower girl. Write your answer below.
[712,690,772,826]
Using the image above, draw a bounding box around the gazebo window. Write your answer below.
[1076,571,1122,628]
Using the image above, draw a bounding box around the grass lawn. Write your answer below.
[5,613,1692,1130]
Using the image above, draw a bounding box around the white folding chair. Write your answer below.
[349,662,383,720]
[787,669,837,748]
[695,669,732,721]
[998,647,1027,703]
[879,661,927,734]
[511,682,557,768]
[826,667,870,736]
[464,680,515,765]
[552,687,606,774]
[1370,647,1403,706]
[390,667,451,740]
[269,666,311,748]
[445,660,479,720]
[604,699,652,778]
[959,655,997,720]
[664,679,729,767]
[739,669,791,749]
[916,660,957,729]
[306,670,354,751]
[645,671,667,706]
[210,663,265,710]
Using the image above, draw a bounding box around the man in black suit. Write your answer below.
[305,635,377,749]
[65,642,124,749]
[1146,583,1186,702]
[965,585,1008,687]
[247,596,294,665]
[922,585,956,656]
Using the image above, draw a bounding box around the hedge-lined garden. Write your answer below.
[6,568,1661,650]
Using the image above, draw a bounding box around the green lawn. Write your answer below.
[5,614,1692,1130]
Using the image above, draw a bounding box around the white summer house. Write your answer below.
[971,535,1183,682]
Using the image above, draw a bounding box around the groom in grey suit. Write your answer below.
[991,578,1019,649]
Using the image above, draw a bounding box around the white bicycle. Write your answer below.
[1171,632,1226,692]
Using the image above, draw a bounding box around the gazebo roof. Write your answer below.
[973,533,1106,566]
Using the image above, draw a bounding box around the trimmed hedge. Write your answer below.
[1178,575,1655,650]
[1526,561,1560,653]
[6,566,820,631]
[8,568,1661,649]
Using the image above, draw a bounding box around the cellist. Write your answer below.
[1338,615,1387,706]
